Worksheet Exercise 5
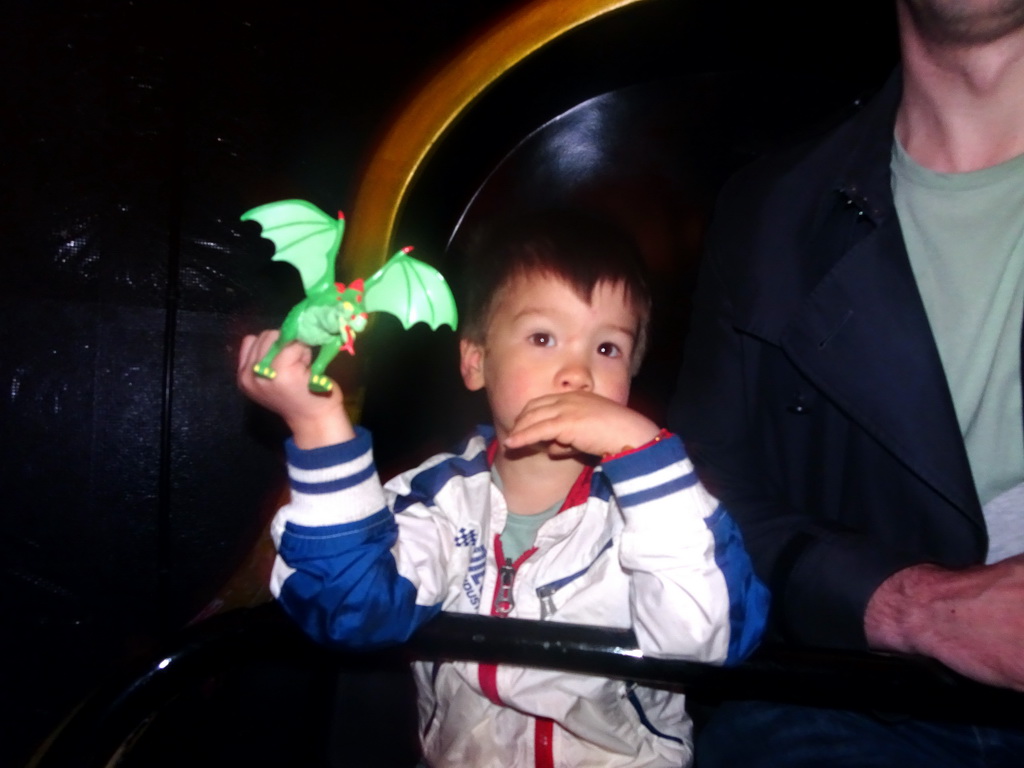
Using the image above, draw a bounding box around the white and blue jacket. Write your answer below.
[270,425,768,768]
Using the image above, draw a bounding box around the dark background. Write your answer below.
[1,1,896,764]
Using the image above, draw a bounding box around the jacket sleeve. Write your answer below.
[668,227,919,650]
[601,434,769,665]
[269,427,445,648]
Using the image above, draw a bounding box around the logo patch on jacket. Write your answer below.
[456,526,487,608]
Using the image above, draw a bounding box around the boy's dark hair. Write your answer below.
[460,208,652,370]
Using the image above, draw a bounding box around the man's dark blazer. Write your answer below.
[669,72,989,650]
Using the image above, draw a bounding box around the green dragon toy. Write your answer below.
[242,199,458,392]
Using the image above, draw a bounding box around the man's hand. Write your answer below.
[503,391,660,458]
[237,330,355,449]
[865,555,1024,690]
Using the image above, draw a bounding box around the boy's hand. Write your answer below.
[504,391,660,458]
[237,330,356,449]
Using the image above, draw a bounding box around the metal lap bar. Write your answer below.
[32,603,1024,767]
[409,613,1024,728]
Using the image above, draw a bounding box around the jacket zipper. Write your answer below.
[480,535,536,706]
[536,584,557,620]
[480,535,555,767]
[495,562,517,616]
[534,538,614,620]
[489,534,537,617]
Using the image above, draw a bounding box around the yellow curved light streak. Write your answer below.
[343,0,651,277]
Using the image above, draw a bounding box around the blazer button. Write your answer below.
[786,398,811,415]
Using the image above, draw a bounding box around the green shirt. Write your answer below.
[892,140,1024,533]
[492,467,561,563]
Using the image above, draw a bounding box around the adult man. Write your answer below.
[671,0,1024,763]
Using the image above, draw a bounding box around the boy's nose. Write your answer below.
[557,361,593,391]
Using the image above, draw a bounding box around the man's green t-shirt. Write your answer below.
[892,140,1024,561]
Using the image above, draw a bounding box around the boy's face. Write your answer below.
[460,273,639,447]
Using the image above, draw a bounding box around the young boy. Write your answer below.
[238,210,768,767]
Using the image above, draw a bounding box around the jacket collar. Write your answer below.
[832,69,903,226]
[774,69,981,521]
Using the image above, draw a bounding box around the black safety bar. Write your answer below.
[31,601,1024,767]
[411,612,1024,725]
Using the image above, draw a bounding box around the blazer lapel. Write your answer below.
[781,215,980,519]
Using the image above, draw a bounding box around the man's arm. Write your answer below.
[865,557,1024,690]
[669,244,918,650]
[675,244,1024,689]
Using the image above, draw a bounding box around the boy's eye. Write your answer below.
[598,342,623,358]
[529,333,554,347]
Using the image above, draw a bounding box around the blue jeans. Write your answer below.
[696,702,1024,768]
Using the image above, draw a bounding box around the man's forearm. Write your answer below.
[864,557,1024,690]
[864,563,949,653]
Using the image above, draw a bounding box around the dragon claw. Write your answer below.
[253,364,277,380]
[308,375,333,393]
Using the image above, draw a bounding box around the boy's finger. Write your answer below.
[506,415,568,449]
[514,396,584,430]
[239,333,271,379]
[509,406,553,436]
[273,338,312,368]
[519,393,567,412]
[253,329,281,358]
[238,335,256,375]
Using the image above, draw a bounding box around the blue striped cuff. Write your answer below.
[285,426,372,470]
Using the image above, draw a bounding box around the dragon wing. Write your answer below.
[363,248,458,331]
[241,200,345,295]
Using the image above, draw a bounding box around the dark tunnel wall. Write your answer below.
[1,2,509,763]
[1,1,896,764]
